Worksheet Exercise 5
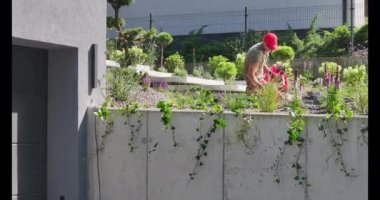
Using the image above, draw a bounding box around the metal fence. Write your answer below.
[120,4,364,36]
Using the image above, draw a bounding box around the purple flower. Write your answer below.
[142,76,151,88]
[160,80,169,90]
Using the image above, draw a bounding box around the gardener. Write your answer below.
[244,32,278,94]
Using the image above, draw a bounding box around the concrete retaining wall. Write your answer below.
[87,108,368,200]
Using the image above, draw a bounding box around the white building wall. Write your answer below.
[108,0,365,36]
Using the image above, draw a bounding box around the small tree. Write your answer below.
[157,32,173,67]
[214,61,237,83]
[271,45,295,62]
[107,0,135,35]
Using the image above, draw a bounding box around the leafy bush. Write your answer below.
[208,55,229,75]
[255,82,279,112]
[320,25,351,56]
[203,71,214,79]
[109,49,126,66]
[355,22,368,47]
[174,68,188,77]
[126,46,147,66]
[320,85,353,119]
[302,15,324,58]
[168,91,195,109]
[192,66,203,77]
[342,65,367,86]
[318,62,342,75]
[106,67,142,102]
[235,52,246,80]
[156,66,168,72]
[271,45,295,61]
[165,52,185,72]
[214,61,237,83]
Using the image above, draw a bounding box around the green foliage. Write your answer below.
[271,45,295,61]
[156,66,168,72]
[214,61,237,83]
[192,87,215,110]
[168,91,196,109]
[202,71,214,79]
[235,52,246,80]
[319,25,351,56]
[302,15,324,58]
[156,101,174,126]
[318,62,342,75]
[109,49,126,65]
[341,65,368,115]
[287,24,305,58]
[106,67,142,102]
[157,32,173,47]
[208,55,229,75]
[174,67,188,77]
[255,82,279,112]
[141,28,159,67]
[321,85,353,120]
[287,93,305,144]
[276,61,293,80]
[166,52,185,72]
[125,46,147,66]
[355,22,368,46]
[342,65,367,86]
[94,100,111,121]
[192,66,203,77]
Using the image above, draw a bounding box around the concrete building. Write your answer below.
[12,0,106,199]
[107,0,366,36]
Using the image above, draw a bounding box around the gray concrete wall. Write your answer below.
[107,0,365,36]
[88,108,368,200]
[12,45,48,200]
[12,0,106,199]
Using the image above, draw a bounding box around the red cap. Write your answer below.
[263,33,278,50]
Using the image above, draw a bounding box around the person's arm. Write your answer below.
[247,63,263,87]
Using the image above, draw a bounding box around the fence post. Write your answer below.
[243,6,248,51]
[149,13,153,29]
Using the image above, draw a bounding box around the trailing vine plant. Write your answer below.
[94,98,115,146]
[318,65,355,177]
[117,101,143,153]
[187,104,227,186]
[156,100,178,147]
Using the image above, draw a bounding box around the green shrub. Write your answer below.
[106,67,142,102]
[271,45,295,61]
[165,52,185,73]
[255,82,279,112]
[174,67,188,77]
[156,66,168,72]
[355,23,368,46]
[192,66,203,77]
[235,52,246,80]
[208,55,229,75]
[214,61,237,83]
[342,65,367,85]
[319,25,351,56]
[126,46,147,66]
[203,71,214,79]
[109,49,126,66]
[318,62,342,75]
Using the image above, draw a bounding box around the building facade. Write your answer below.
[12,0,106,199]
